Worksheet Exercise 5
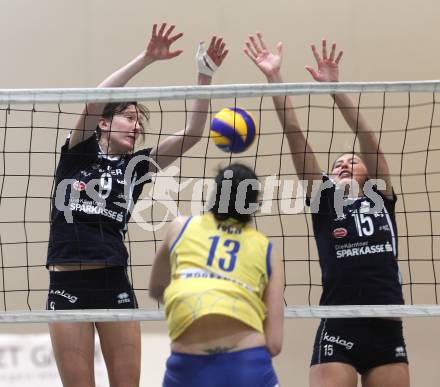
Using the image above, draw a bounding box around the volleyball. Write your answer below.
[210,107,257,153]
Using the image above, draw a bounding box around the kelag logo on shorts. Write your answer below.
[50,289,78,304]
[323,332,354,350]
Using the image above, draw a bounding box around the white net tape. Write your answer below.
[0,81,439,104]
[2,305,440,323]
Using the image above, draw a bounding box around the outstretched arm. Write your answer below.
[262,246,284,357]
[149,36,228,171]
[306,40,393,197]
[244,33,321,198]
[70,23,183,149]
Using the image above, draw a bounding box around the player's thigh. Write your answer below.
[362,363,409,387]
[310,363,358,387]
[96,321,141,386]
[49,322,96,386]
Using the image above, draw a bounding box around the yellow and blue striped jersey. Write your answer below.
[164,213,272,341]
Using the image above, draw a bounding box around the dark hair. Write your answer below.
[210,163,260,224]
[97,102,150,144]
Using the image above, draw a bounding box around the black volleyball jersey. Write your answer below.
[47,135,152,266]
[307,175,404,306]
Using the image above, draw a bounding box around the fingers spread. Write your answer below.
[248,35,261,54]
[164,24,175,38]
[169,32,183,43]
[245,40,259,58]
[158,22,166,36]
[205,36,228,66]
[244,48,258,64]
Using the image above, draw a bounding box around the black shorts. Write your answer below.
[311,318,408,374]
[46,267,138,310]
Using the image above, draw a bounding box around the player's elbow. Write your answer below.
[264,316,284,356]
[266,339,282,357]
[149,286,165,303]
[265,330,283,356]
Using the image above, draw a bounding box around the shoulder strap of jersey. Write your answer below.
[266,241,273,278]
[169,216,193,254]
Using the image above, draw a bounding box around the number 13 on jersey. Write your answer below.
[207,236,240,272]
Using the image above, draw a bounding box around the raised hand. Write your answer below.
[197,36,229,77]
[206,36,228,68]
[305,39,343,82]
[244,32,282,79]
[145,23,183,61]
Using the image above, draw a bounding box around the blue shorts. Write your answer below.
[311,318,408,374]
[46,267,137,310]
[163,346,279,387]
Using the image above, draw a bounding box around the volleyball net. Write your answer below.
[0,81,440,322]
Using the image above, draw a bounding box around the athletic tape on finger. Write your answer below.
[196,42,218,76]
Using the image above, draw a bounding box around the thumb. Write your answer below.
[305,65,319,80]
[276,42,283,56]
[169,49,183,58]
[197,41,205,56]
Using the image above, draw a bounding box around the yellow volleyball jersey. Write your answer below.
[164,213,272,341]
